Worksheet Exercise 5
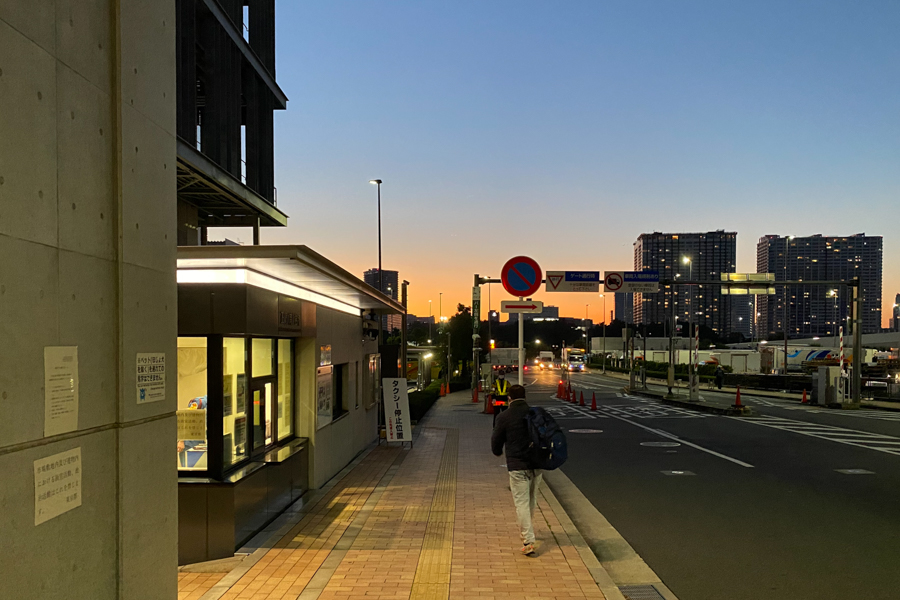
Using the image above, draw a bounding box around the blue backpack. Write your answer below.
[526,407,568,470]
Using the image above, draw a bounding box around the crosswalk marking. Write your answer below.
[743,397,900,422]
[737,415,900,456]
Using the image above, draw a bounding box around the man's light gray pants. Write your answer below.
[509,469,543,545]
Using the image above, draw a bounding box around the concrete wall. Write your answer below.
[0,2,177,598]
[296,307,379,489]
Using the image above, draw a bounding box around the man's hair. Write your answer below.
[508,384,526,400]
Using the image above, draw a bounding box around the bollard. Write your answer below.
[590,392,597,411]
[579,391,585,407]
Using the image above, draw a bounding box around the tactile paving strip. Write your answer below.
[409,429,459,600]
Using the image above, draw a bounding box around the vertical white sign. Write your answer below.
[316,366,333,430]
[44,346,79,437]
[34,448,82,525]
[136,352,166,404]
[382,378,411,442]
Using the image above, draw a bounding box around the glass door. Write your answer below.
[250,377,275,453]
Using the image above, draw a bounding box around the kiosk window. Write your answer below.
[277,339,293,440]
[223,338,247,466]
[252,338,274,377]
[177,337,208,471]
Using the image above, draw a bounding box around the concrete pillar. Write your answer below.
[0,1,178,598]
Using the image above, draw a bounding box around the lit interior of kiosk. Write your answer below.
[175,245,404,564]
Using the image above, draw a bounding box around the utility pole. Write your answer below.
[401,281,408,383]
[667,283,676,397]
[472,275,481,396]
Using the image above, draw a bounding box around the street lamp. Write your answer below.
[369,179,383,343]
[428,299,432,342]
[368,179,383,292]
[682,255,694,397]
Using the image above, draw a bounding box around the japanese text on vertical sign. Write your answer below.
[382,378,411,443]
[34,448,82,526]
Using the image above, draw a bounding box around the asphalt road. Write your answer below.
[523,368,900,600]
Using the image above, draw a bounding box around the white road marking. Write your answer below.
[735,415,900,456]
[602,411,755,468]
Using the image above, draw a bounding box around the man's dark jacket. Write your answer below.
[491,399,535,471]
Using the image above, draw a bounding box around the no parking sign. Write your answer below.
[501,256,542,297]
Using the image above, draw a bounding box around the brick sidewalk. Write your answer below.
[184,390,609,600]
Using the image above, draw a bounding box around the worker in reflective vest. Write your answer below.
[493,372,510,425]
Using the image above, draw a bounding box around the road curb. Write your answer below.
[543,469,679,600]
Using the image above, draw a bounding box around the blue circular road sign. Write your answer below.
[501,256,542,297]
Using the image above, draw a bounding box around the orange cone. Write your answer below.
[733,385,742,408]
[801,389,808,404]
[472,387,479,403]
[590,392,597,411]
[579,391,585,407]
[440,383,446,396]
[569,388,575,403]
[557,381,565,399]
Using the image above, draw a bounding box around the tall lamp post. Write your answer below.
[369,179,383,341]
[428,299,433,342]
[682,256,694,398]
[782,235,794,374]
[584,304,590,353]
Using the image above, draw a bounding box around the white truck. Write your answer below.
[562,347,586,372]
[538,351,556,370]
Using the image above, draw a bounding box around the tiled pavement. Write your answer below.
[178,573,229,599]
[182,390,613,600]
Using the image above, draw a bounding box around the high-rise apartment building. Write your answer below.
[633,231,737,335]
[364,269,402,332]
[893,294,900,332]
[756,234,883,338]
[615,293,633,324]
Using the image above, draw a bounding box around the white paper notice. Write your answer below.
[137,352,166,404]
[382,378,411,442]
[44,347,79,437]
[34,448,82,526]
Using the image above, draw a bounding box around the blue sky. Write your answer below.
[255,1,900,324]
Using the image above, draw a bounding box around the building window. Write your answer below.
[177,337,208,471]
[223,338,247,466]
[277,339,293,440]
[333,363,349,420]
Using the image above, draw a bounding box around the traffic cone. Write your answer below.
[569,388,575,403]
[590,392,597,411]
[733,386,742,408]
[472,387,479,403]
[440,383,446,396]
[579,391,585,407]
[557,381,565,399]
[801,389,808,404]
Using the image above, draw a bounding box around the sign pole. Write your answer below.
[518,297,524,386]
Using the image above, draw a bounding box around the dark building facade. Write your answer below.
[893,294,900,332]
[176,0,288,245]
[364,269,401,332]
[615,293,633,324]
[633,231,737,335]
[756,234,883,338]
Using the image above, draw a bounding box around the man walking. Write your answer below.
[491,384,541,555]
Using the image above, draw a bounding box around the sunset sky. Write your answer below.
[236,1,899,327]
